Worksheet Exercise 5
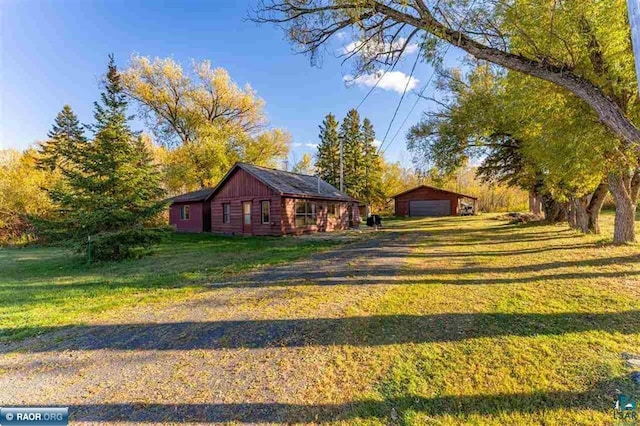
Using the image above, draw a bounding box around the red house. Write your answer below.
[392,185,478,217]
[168,188,214,233]
[169,162,360,235]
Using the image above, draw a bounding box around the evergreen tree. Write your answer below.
[48,55,166,249]
[340,109,363,198]
[37,105,86,171]
[315,113,340,187]
[360,118,384,206]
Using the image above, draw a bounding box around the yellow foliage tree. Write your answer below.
[0,149,55,243]
[122,56,289,191]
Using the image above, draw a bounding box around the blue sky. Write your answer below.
[1,0,463,166]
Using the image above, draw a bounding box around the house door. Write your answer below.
[242,201,252,235]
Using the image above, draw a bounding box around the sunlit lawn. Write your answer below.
[323,211,640,425]
[0,233,343,342]
[1,212,639,425]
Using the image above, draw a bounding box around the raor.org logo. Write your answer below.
[614,394,638,424]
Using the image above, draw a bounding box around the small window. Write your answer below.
[180,205,190,220]
[327,203,336,217]
[222,203,230,224]
[261,201,270,224]
[295,201,317,227]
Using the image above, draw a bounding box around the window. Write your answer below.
[327,203,337,217]
[222,203,230,224]
[295,201,317,227]
[261,201,270,224]
[180,205,190,220]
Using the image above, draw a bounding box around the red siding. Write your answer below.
[169,202,204,232]
[209,167,361,235]
[281,197,360,235]
[394,187,460,216]
[211,168,282,236]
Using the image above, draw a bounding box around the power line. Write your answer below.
[376,47,422,155]
[374,0,443,155]
[354,64,393,111]
[379,0,479,156]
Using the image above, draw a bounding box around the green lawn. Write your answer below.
[0,233,343,342]
[327,212,640,425]
[2,213,639,425]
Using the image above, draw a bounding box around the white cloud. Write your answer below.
[292,142,319,150]
[344,71,419,94]
[341,37,419,56]
[373,139,382,146]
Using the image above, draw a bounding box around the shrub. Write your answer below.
[87,226,171,262]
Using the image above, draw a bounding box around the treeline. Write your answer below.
[315,109,384,207]
[297,110,527,214]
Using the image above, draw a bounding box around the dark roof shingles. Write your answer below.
[170,188,215,203]
[238,163,353,201]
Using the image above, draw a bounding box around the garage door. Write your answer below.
[409,200,450,217]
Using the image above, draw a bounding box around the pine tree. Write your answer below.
[340,109,364,198]
[48,55,166,251]
[37,105,86,171]
[315,113,340,187]
[360,118,384,206]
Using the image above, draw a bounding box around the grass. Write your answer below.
[0,232,344,342]
[323,212,640,425]
[2,212,639,425]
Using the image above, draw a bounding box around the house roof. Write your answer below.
[391,185,478,200]
[216,162,355,201]
[169,187,215,203]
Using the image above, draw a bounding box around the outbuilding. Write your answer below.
[168,188,214,233]
[392,185,478,217]
[209,162,360,236]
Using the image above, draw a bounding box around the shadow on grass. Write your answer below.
[64,380,634,423]
[2,248,637,306]
[5,310,638,352]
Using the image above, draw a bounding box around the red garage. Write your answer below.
[392,185,478,217]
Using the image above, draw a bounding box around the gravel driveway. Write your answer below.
[0,229,414,424]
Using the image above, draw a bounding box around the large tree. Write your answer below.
[315,113,341,187]
[122,55,289,189]
[360,117,384,206]
[47,55,166,244]
[340,109,365,198]
[254,0,640,242]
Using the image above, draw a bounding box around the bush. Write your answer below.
[87,226,171,262]
[0,212,38,246]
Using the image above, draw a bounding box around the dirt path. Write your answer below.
[0,229,414,424]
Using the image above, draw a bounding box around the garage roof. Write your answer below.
[391,185,478,200]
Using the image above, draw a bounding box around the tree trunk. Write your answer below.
[567,197,577,229]
[542,193,567,224]
[385,3,640,149]
[586,182,608,234]
[570,196,590,233]
[529,191,542,216]
[608,172,638,244]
